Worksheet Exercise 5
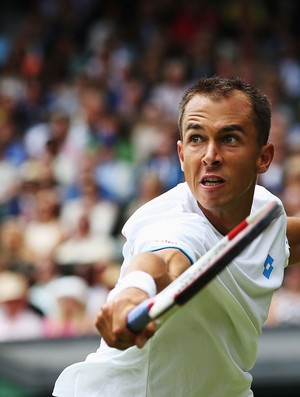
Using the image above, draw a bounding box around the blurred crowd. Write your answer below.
[0,0,300,341]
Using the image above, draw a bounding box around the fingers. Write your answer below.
[95,289,156,350]
[134,321,157,348]
[95,301,133,350]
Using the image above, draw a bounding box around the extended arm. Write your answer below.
[287,216,300,265]
[95,249,191,350]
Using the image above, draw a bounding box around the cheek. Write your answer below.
[230,149,258,170]
[232,158,258,189]
[181,155,201,180]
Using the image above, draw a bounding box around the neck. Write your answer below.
[199,199,253,236]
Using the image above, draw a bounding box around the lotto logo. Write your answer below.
[263,255,274,279]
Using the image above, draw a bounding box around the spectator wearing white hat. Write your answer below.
[43,275,96,338]
[0,271,44,341]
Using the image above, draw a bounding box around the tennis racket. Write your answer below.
[127,200,281,333]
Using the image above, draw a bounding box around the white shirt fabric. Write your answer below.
[53,182,289,397]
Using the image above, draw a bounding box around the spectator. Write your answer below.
[258,109,289,195]
[44,275,96,338]
[55,212,117,267]
[0,114,23,218]
[137,121,184,191]
[24,110,86,194]
[130,101,166,164]
[149,58,189,121]
[123,171,165,221]
[0,216,35,271]
[281,153,300,216]
[265,265,300,327]
[28,256,60,316]
[87,261,121,316]
[0,270,44,341]
[17,158,56,222]
[60,175,119,236]
[23,187,68,261]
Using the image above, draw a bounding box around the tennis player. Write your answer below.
[53,76,300,397]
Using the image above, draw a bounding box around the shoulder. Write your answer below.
[253,185,287,236]
[254,185,283,206]
[253,185,285,217]
[122,182,198,233]
[253,185,289,264]
[121,183,210,264]
[254,184,279,201]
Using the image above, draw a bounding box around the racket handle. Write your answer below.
[127,299,153,333]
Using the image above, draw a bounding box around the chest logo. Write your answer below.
[263,254,274,279]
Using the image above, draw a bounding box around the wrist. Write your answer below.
[111,271,157,300]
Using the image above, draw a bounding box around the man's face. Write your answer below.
[177,93,274,226]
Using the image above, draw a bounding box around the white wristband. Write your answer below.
[113,271,157,298]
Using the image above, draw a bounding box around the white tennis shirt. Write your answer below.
[53,182,289,397]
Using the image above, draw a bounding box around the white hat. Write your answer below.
[47,276,89,304]
[0,271,28,303]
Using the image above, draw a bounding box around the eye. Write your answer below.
[223,135,238,145]
[190,135,203,144]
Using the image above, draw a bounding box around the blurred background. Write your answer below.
[0,0,300,396]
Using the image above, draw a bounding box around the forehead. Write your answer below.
[182,92,253,127]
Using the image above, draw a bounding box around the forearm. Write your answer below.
[124,252,173,292]
[95,249,191,349]
[96,254,165,350]
[124,249,191,292]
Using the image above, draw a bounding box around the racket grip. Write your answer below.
[127,299,153,333]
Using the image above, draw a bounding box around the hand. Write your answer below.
[95,288,157,350]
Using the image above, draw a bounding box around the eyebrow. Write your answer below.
[185,123,204,131]
[185,123,245,133]
[221,124,245,133]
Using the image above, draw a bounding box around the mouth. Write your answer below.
[200,176,225,187]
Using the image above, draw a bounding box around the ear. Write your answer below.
[177,140,184,172]
[256,143,274,174]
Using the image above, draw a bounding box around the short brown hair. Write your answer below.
[178,76,271,146]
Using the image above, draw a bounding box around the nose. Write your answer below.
[202,141,222,166]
